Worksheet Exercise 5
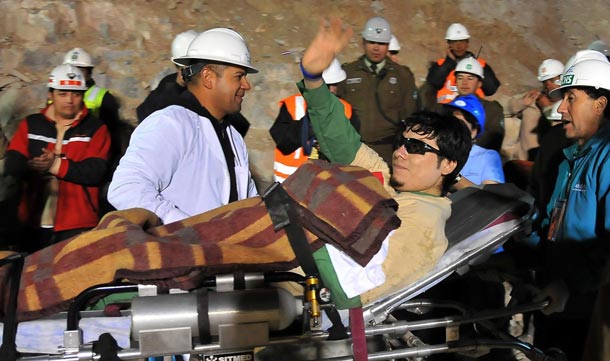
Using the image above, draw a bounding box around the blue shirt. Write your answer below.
[461,144,505,185]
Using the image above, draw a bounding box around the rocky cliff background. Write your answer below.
[1,0,609,190]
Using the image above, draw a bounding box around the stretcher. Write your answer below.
[0,183,562,361]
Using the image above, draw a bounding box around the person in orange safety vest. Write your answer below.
[426,23,501,104]
[270,59,360,182]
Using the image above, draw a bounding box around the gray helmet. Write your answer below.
[362,17,391,43]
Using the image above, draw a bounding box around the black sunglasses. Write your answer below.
[394,136,444,156]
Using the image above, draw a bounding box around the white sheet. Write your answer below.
[326,230,392,298]
[0,316,131,354]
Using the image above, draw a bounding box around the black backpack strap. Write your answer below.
[262,182,348,339]
[0,253,25,361]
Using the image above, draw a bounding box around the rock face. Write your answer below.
[1,0,609,190]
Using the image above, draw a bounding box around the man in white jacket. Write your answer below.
[109,28,258,224]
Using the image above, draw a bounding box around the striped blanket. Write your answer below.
[0,161,400,321]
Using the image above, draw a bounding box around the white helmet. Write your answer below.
[47,64,88,91]
[445,23,470,41]
[547,101,562,121]
[322,58,346,84]
[563,49,609,71]
[389,35,401,52]
[173,28,258,73]
[171,30,199,65]
[63,48,94,67]
[362,17,391,43]
[550,59,610,98]
[537,59,564,82]
[455,57,484,79]
[588,40,609,56]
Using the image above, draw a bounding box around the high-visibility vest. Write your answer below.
[435,57,487,104]
[84,85,108,118]
[273,94,352,182]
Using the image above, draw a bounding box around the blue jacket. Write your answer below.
[545,122,610,242]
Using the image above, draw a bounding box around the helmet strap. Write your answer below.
[182,62,207,83]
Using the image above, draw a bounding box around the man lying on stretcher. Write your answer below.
[0,18,473,322]
[299,17,472,306]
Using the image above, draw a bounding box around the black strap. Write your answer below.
[300,113,315,156]
[324,308,349,340]
[262,183,348,340]
[0,253,25,361]
[262,182,318,276]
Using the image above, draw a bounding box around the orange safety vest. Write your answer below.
[435,57,487,104]
[273,94,352,182]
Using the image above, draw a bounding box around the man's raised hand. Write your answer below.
[301,17,353,82]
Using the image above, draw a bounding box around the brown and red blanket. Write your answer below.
[0,161,400,321]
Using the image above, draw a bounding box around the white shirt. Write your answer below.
[109,105,258,224]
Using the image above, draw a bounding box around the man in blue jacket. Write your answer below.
[536,57,610,360]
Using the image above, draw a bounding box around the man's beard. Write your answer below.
[389,175,403,188]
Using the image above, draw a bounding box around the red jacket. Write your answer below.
[5,106,111,232]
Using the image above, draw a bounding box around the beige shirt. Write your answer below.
[347,144,451,304]
[507,93,542,160]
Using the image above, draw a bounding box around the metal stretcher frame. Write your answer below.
[364,218,526,325]
[4,184,556,361]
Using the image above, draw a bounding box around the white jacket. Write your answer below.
[109,105,258,224]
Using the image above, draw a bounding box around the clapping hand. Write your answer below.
[28,148,56,174]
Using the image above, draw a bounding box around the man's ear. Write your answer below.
[595,96,608,116]
[200,67,216,89]
[441,159,458,176]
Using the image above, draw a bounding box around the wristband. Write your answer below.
[300,61,323,80]
[453,173,462,184]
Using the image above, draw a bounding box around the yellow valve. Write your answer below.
[306,276,321,321]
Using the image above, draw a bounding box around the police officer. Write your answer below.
[336,16,419,166]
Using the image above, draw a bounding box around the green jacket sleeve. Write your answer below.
[297,81,361,164]
[313,246,362,309]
